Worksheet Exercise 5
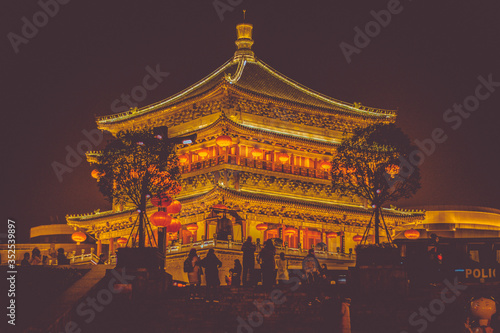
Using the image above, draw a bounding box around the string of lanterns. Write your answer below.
[149,194,184,244]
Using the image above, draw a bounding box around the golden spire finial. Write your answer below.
[234,18,254,60]
[243,10,246,21]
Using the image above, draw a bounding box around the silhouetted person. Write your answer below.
[57,248,70,265]
[230,259,242,287]
[277,252,289,285]
[319,264,329,287]
[31,247,42,265]
[302,248,320,305]
[341,297,352,333]
[21,253,30,266]
[259,239,276,291]
[201,249,222,302]
[241,237,256,286]
[186,248,202,300]
[97,253,106,264]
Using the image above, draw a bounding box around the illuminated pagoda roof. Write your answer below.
[67,186,423,233]
[96,22,396,135]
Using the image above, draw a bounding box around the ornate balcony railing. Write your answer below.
[180,154,330,180]
[165,239,354,261]
[70,252,100,265]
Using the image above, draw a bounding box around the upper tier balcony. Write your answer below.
[180,154,331,180]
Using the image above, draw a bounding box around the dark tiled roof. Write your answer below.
[98,57,396,124]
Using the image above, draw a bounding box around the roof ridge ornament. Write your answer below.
[225,58,247,84]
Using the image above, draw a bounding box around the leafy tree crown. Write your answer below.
[91,130,181,208]
[330,123,421,207]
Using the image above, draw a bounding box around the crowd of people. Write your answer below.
[184,237,336,299]
[20,247,73,266]
[183,237,351,331]
[183,237,338,302]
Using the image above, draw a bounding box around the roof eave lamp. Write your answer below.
[320,161,331,171]
[216,135,232,157]
[251,148,263,159]
[278,153,289,172]
[198,148,209,159]
[186,224,199,243]
[256,223,268,242]
[178,154,189,165]
[216,135,232,148]
[283,227,297,247]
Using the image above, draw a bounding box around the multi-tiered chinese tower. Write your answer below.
[67,22,423,276]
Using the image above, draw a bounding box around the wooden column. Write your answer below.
[97,239,102,256]
[340,232,345,254]
[241,220,246,240]
[109,238,114,257]
[205,219,209,241]
[299,226,303,250]
[304,227,309,249]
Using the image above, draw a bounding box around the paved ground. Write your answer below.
[23,274,494,333]
[79,282,499,333]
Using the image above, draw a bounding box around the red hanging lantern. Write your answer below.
[216,135,232,147]
[91,169,105,179]
[278,153,289,163]
[150,211,172,227]
[267,229,278,238]
[117,237,128,246]
[151,194,172,208]
[186,224,198,234]
[353,234,363,243]
[284,227,297,237]
[167,200,182,214]
[327,232,337,239]
[198,148,209,158]
[178,154,189,164]
[404,229,420,240]
[320,161,331,170]
[256,223,268,231]
[167,218,181,233]
[251,148,263,159]
[72,232,87,245]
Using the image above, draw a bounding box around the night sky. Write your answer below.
[3,0,500,242]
